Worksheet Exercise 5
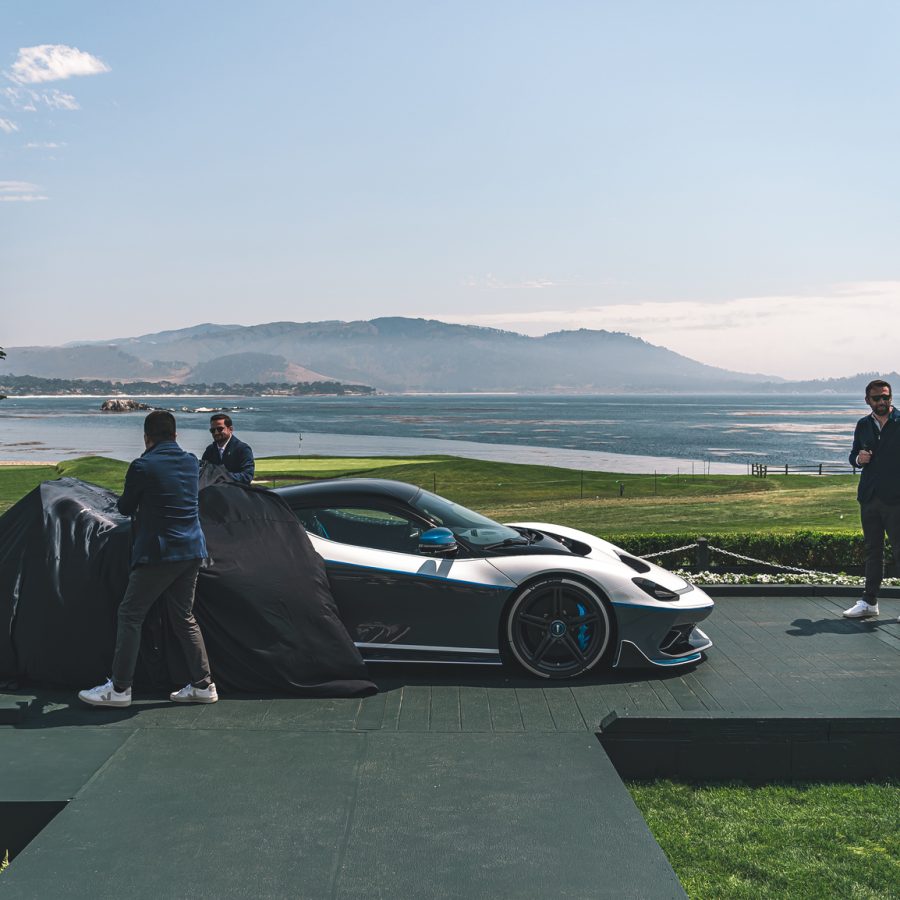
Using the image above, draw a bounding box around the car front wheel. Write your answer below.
[505,578,612,679]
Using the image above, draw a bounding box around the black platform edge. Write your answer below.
[598,711,900,782]
[703,584,900,598]
[0,699,27,725]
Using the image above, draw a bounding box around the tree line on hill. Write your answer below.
[0,374,376,397]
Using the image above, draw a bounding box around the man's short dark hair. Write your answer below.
[144,410,176,442]
[866,379,892,399]
[210,413,233,428]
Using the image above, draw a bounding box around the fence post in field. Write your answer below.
[695,537,710,571]
[785,463,789,475]
[818,463,823,476]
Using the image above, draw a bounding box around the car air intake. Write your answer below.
[617,553,650,574]
[659,625,696,654]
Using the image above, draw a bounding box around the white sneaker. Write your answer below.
[78,679,132,708]
[169,682,218,704]
[842,599,879,619]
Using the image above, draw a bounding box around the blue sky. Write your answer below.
[2,1,899,379]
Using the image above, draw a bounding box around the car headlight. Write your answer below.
[632,577,680,602]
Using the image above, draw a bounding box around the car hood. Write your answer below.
[502,520,693,596]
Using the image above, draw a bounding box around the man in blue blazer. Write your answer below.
[201,413,255,484]
[79,411,217,707]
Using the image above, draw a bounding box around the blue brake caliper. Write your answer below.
[576,603,589,651]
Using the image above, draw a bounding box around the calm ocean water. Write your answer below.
[0,393,863,473]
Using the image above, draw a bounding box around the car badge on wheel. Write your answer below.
[550,619,567,638]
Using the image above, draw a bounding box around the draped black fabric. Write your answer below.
[0,480,132,688]
[0,477,376,697]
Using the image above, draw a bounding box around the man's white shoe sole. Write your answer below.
[78,694,131,708]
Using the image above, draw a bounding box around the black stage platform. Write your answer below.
[1,594,898,897]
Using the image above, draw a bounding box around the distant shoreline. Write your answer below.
[0,389,864,399]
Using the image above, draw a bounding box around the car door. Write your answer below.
[294,504,516,658]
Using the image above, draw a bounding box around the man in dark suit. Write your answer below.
[201,414,255,484]
[844,379,900,621]
[79,411,218,707]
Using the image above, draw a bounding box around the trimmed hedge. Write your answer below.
[603,531,888,572]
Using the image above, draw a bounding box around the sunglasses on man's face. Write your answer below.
[209,426,229,433]
[868,394,891,403]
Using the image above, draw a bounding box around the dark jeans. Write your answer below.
[860,497,900,602]
[111,559,210,691]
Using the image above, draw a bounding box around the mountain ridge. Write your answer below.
[0,317,856,392]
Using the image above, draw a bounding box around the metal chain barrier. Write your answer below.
[704,545,829,576]
[640,541,836,576]
[641,543,699,559]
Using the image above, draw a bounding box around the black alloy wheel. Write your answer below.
[505,578,611,679]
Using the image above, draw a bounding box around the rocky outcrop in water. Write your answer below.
[100,398,153,412]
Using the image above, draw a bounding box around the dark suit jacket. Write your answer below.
[201,435,255,485]
[849,408,900,503]
[117,440,208,566]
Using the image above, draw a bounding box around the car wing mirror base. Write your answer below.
[418,527,458,556]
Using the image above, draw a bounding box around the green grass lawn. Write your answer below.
[629,780,900,899]
[0,454,863,535]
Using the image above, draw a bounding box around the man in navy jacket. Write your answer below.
[844,379,900,621]
[201,413,255,484]
[79,411,218,707]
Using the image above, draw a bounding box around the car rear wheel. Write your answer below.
[505,578,612,679]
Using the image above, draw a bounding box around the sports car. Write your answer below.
[275,478,713,679]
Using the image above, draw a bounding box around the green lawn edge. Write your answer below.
[0,454,864,536]
[628,779,900,899]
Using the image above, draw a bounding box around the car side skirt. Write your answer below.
[356,643,503,666]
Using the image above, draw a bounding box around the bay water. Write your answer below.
[0,393,862,473]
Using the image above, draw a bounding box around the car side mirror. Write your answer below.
[418,527,457,556]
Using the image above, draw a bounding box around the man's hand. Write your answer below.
[858,449,873,465]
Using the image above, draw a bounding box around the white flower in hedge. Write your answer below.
[673,570,900,587]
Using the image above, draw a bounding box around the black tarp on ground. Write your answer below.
[0,477,375,697]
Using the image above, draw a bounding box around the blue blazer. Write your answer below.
[201,435,255,485]
[117,441,208,566]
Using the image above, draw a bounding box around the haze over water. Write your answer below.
[0,394,862,474]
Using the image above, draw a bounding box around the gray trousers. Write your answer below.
[860,497,900,601]
[111,558,210,691]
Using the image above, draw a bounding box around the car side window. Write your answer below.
[295,506,421,554]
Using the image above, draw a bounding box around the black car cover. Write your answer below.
[0,477,375,697]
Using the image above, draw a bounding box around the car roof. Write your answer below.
[274,478,422,506]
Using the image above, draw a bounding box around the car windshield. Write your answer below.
[411,489,524,548]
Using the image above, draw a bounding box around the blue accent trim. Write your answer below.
[325,558,511,590]
[611,600,712,611]
[651,652,703,666]
[576,602,588,651]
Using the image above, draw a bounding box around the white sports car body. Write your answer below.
[276,479,713,679]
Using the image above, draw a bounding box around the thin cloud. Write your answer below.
[463,274,561,290]
[0,194,48,202]
[2,85,80,112]
[42,90,79,110]
[431,281,900,379]
[25,141,65,149]
[463,273,615,291]
[8,45,110,85]
[0,180,48,202]
[0,117,17,133]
